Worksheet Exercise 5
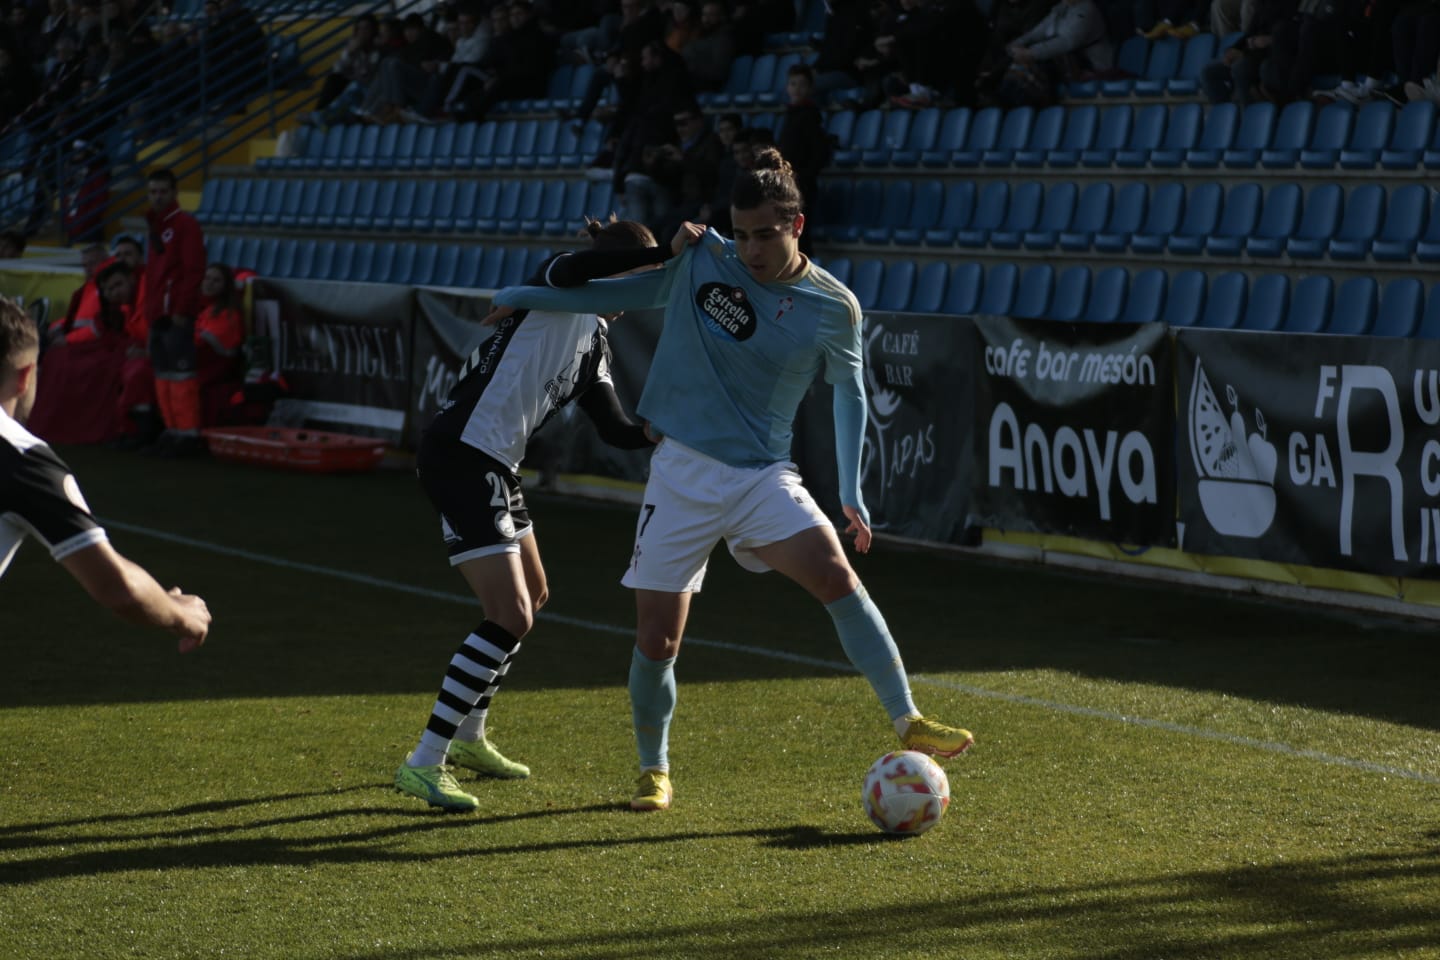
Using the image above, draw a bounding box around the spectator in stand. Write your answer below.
[776,64,829,256]
[612,39,694,228]
[455,1,555,121]
[359,12,453,124]
[1135,0,1208,38]
[883,0,987,106]
[681,0,735,91]
[0,231,26,259]
[61,137,108,245]
[569,0,665,126]
[731,0,796,55]
[1269,0,1387,104]
[47,243,107,346]
[810,0,872,104]
[557,0,622,63]
[698,112,744,236]
[976,0,1060,103]
[656,102,725,236]
[663,0,703,53]
[996,0,1114,107]
[209,0,268,110]
[1393,2,1440,99]
[1211,0,1258,33]
[315,14,379,112]
[377,16,407,52]
[1201,0,1295,103]
[426,4,494,118]
[195,262,245,428]
[142,168,207,458]
[103,254,161,448]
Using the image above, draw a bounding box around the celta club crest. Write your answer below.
[774,296,794,322]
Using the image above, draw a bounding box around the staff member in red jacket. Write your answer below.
[143,168,207,457]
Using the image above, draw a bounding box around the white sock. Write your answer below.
[893,713,920,738]
[454,712,487,743]
[407,746,446,768]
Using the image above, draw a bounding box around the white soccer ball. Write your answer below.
[862,750,950,836]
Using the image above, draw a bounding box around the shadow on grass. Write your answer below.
[5,446,1440,734]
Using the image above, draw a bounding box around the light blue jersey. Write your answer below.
[493,230,870,514]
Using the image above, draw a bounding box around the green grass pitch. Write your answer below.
[1,446,1438,960]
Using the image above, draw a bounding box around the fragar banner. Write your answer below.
[412,288,659,482]
[252,278,413,441]
[971,316,1174,545]
[1177,330,1440,578]
[794,312,976,546]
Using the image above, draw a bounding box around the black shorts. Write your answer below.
[416,431,532,565]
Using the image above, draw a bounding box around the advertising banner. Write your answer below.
[251,278,413,441]
[970,316,1175,545]
[1176,330,1440,578]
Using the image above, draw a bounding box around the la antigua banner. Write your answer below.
[970,316,1175,545]
[1176,330,1440,578]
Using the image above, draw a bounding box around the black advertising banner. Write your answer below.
[795,312,976,546]
[251,278,413,441]
[412,288,660,482]
[970,316,1175,545]
[1176,330,1440,578]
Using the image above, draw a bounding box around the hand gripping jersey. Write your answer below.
[0,407,108,579]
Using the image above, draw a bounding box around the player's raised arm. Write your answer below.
[60,542,211,653]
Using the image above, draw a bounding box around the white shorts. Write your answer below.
[621,439,832,593]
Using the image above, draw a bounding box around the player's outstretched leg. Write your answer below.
[628,646,676,810]
[827,585,975,758]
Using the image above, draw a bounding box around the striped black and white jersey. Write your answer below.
[1,407,108,579]
[426,254,626,472]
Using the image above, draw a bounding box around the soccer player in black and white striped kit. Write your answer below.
[395,218,674,811]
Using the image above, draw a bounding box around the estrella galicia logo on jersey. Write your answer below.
[696,282,757,341]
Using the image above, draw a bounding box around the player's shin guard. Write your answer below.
[411,621,521,767]
[826,585,918,722]
[629,646,676,772]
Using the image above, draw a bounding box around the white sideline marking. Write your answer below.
[106,519,1440,786]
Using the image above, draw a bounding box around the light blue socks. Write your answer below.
[629,646,677,771]
[827,585,918,722]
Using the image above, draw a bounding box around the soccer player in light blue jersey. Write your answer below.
[491,147,974,812]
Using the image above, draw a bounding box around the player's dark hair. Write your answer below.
[582,214,657,250]
[0,295,38,374]
[731,146,802,220]
[147,167,177,188]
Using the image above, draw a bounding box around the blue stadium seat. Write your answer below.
[823,256,852,287]
[967,179,1036,247]
[1102,36,1150,96]
[890,107,942,166]
[733,53,778,107]
[430,244,461,286]
[1058,181,1114,251]
[1145,101,1201,169]
[1371,278,1424,337]
[535,63,574,112]
[527,119,563,169]
[1115,103,1169,167]
[471,245,502,289]
[271,125,329,170]
[355,124,398,172]
[1241,273,1288,331]
[384,244,413,284]
[273,179,306,229]
[1125,268,1168,325]
[499,180,546,235]
[442,121,479,171]
[1300,101,1356,168]
[407,180,442,233]
[1084,266,1128,323]
[1203,183,1263,256]
[876,260,916,311]
[943,262,984,314]
[465,121,499,170]
[1185,101,1239,167]
[1284,275,1332,333]
[1048,265,1090,322]
[862,110,913,166]
[341,125,381,171]
[421,124,457,171]
[1327,183,1385,259]
[322,125,361,171]
[1416,191,1440,262]
[241,179,276,228]
[851,258,885,310]
[811,180,850,244]
[1371,183,1430,261]
[309,240,335,280]
[314,179,353,230]
[1163,270,1207,327]
[889,180,945,245]
[542,179,589,237]
[1093,181,1153,252]
[834,108,883,166]
[1021,181,1078,250]
[1134,36,1183,95]
[231,236,261,272]
[1222,102,1276,168]
[830,178,884,242]
[1160,182,1222,255]
[919,181,976,246]
[406,243,437,285]
[955,181,1018,248]
[476,180,514,234]
[1244,182,1302,258]
[1199,272,1247,329]
[1338,100,1396,169]
[1381,100,1436,169]
[1421,283,1440,337]
[369,243,396,283]
[1167,33,1216,95]
[978,262,1020,315]
[824,109,856,155]
[1042,103,1098,167]
[495,120,537,171]
[396,124,430,172]
[975,106,1035,168]
[523,180,567,236]
[383,180,419,231]
[1126,182,1187,253]
[1010,105,1065,167]
[1081,105,1133,166]
[1328,276,1378,334]
[327,241,355,282]
[922,107,971,166]
[1424,120,1440,169]
[861,180,915,244]
[254,237,281,277]
[1285,183,1344,259]
[479,120,519,172]
[195,178,234,226]
[987,181,1045,249]
[1012,264,1055,319]
[435,180,474,233]
[358,179,399,230]
[206,234,230,265]
[911,261,949,313]
[950,106,1004,166]
[1260,100,1315,168]
[498,246,532,286]
[452,245,482,287]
